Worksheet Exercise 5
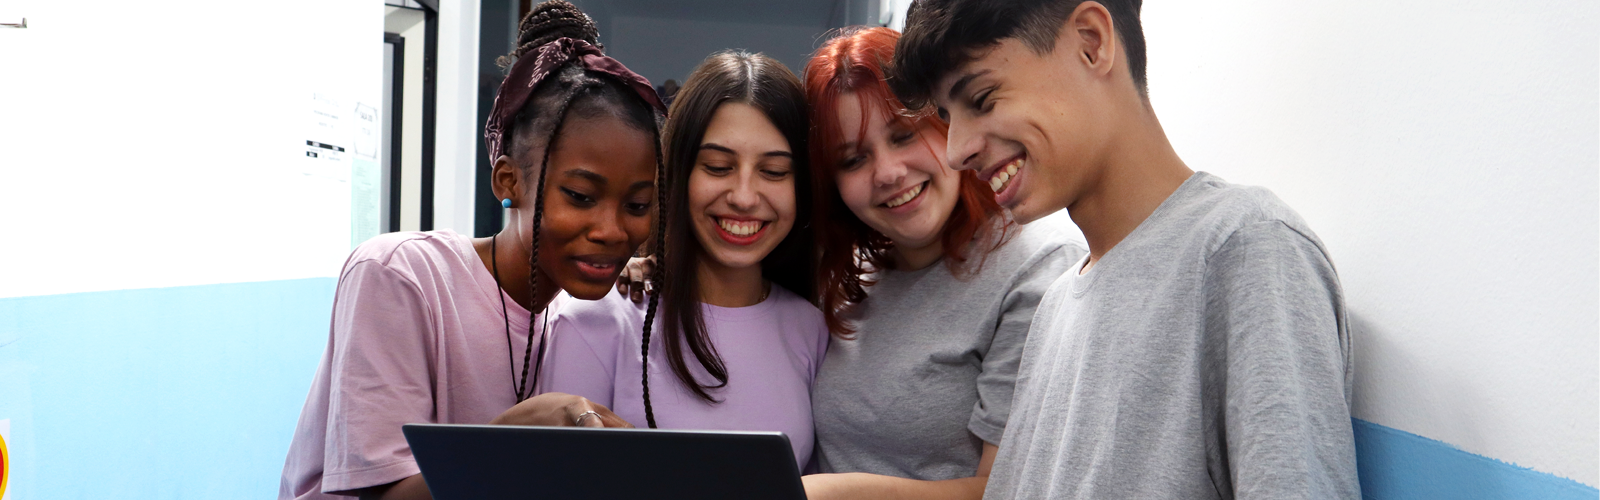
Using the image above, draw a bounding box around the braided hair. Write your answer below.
[499,1,667,427]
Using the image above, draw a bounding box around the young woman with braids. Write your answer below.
[796,28,1086,500]
[538,50,829,469]
[278,3,668,499]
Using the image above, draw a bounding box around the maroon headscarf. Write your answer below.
[483,37,667,161]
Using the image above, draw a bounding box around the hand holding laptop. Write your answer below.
[488,392,634,428]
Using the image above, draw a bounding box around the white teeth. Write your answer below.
[990,158,1023,193]
[718,218,762,236]
[884,183,924,208]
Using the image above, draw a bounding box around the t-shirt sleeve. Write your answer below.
[968,243,1078,444]
[810,309,831,390]
[1205,221,1359,500]
[539,304,621,409]
[320,260,438,494]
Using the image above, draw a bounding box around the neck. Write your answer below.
[474,229,561,312]
[891,236,945,271]
[1068,103,1193,267]
[696,255,768,308]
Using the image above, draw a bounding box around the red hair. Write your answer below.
[805,27,1011,338]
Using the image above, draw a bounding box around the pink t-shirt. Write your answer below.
[540,286,830,468]
[279,230,560,499]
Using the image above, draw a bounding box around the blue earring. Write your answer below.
[501,198,512,208]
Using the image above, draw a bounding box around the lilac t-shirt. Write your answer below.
[540,286,830,468]
[279,230,558,499]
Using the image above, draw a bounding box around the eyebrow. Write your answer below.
[946,69,991,103]
[701,142,792,158]
[564,168,606,185]
[566,168,654,191]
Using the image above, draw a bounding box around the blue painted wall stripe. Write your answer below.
[1354,419,1597,499]
[0,278,336,499]
[1,280,1596,499]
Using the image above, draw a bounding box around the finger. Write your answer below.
[565,399,601,428]
[580,401,633,428]
[630,282,645,303]
[603,414,635,428]
[616,279,630,296]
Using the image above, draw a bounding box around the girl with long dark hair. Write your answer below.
[540,50,828,469]
[799,27,1086,499]
[280,3,666,499]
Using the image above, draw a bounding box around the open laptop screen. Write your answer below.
[403,423,808,500]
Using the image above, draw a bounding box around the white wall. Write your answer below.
[0,0,381,298]
[608,16,827,86]
[1138,0,1597,485]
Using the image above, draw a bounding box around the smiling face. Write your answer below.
[831,92,960,253]
[688,102,797,272]
[931,32,1116,224]
[531,113,658,300]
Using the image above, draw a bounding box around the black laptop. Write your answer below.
[402,423,808,500]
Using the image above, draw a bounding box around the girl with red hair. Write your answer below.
[800,27,1085,499]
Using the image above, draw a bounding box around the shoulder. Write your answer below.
[970,221,1088,288]
[1177,173,1332,264]
[1170,175,1338,282]
[554,287,647,337]
[343,230,474,281]
[767,285,830,334]
[1004,222,1090,269]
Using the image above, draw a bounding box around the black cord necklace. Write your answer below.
[492,233,549,403]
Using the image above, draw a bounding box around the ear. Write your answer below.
[491,155,522,205]
[1067,2,1118,80]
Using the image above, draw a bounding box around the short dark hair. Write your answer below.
[889,0,1147,110]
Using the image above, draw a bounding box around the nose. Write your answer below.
[945,116,982,171]
[871,153,908,188]
[726,171,760,212]
[585,205,628,246]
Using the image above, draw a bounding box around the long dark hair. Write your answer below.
[646,51,815,406]
[497,1,666,403]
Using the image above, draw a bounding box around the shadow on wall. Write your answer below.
[1347,311,1598,499]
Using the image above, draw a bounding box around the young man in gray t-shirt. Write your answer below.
[886,1,1360,499]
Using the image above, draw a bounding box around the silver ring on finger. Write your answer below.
[573,410,601,426]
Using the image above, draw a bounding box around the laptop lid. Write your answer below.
[402,423,808,500]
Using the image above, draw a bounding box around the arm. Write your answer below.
[358,475,430,500]
[803,444,997,500]
[317,261,439,496]
[1208,221,1359,499]
[350,391,632,500]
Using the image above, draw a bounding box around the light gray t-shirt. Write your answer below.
[812,223,1085,480]
[986,172,1359,500]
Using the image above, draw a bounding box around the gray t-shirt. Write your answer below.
[812,223,1085,480]
[986,172,1359,499]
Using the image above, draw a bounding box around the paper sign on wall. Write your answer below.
[305,92,349,179]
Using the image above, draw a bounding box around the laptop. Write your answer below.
[402,423,808,500]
